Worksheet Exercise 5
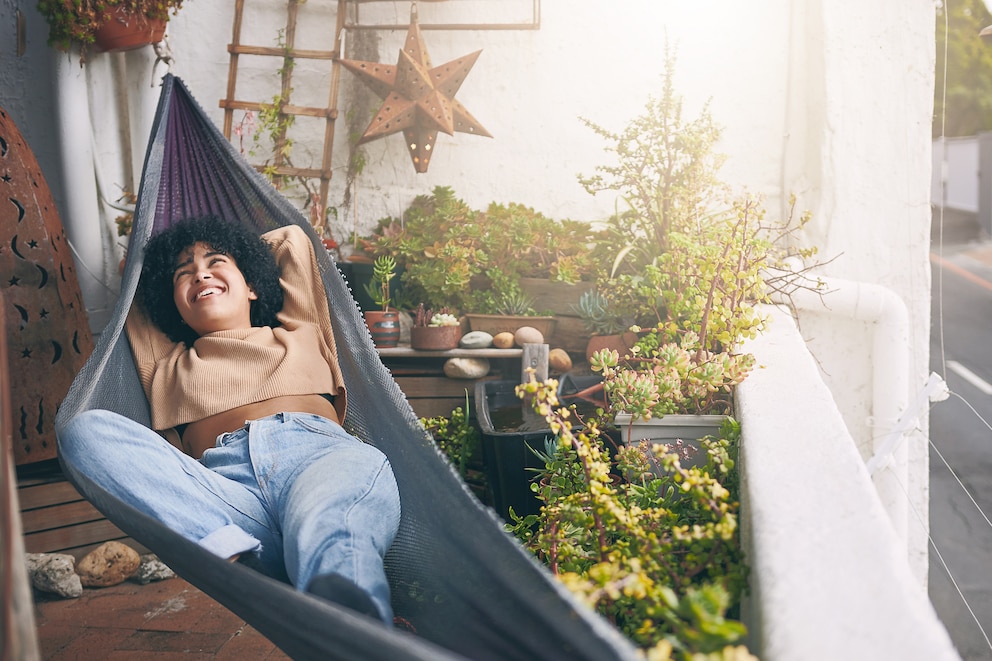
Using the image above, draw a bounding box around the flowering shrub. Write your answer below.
[508,375,755,660]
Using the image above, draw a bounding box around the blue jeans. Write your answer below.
[58,410,401,623]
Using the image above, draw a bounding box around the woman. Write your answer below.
[58,216,400,625]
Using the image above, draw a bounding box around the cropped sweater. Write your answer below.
[125,224,347,434]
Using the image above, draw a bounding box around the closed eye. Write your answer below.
[173,265,193,283]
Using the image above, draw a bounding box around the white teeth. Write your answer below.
[194,287,221,302]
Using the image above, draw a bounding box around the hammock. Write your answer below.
[53,75,638,661]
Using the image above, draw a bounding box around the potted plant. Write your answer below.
[38,0,185,58]
[463,286,556,340]
[509,376,754,659]
[363,255,399,348]
[574,49,823,455]
[573,289,637,362]
[361,186,599,320]
[410,304,462,351]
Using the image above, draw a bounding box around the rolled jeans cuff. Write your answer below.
[198,524,261,560]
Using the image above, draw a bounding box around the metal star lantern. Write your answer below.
[340,3,492,173]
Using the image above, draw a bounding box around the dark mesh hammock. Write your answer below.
[53,75,638,661]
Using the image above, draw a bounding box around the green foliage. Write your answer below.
[591,335,754,419]
[420,399,480,479]
[38,0,184,54]
[935,0,992,138]
[574,289,630,336]
[579,47,726,279]
[361,186,599,313]
[579,48,819,354]
[491,289,537,316]
[508,378,752,659]
[365,255,395,311]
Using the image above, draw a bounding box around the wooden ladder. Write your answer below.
[218,0,541,236]
[219,0,347,234]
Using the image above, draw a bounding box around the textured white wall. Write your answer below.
[165,1,795,233]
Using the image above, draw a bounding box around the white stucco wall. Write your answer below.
[165,1,795,230]
[2,0,935,580]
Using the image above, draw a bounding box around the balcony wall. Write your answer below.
[737,305,958,660]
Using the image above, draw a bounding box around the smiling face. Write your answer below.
[172,242,258,337]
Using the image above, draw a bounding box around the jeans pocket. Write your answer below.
[293,413,348,439]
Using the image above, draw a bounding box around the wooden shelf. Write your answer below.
[376,345,522,359]
[376,344,548,419]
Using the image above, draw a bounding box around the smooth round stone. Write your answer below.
[76,541,141,587]
[514,326,545,346]
[492,332,515,349]
[549,348,573,372]
[459,330,494,349]
[444,357,491,379]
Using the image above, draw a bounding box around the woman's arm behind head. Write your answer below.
[138,216,283,345]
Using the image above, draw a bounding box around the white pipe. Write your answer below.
[52,50,113,334]
[769,271,911,549]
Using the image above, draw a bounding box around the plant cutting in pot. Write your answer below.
[363,255,399,348]
[38,0,185,60]
[410,303,462,350]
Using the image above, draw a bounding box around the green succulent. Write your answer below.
[493,290,536,316]
[573,289,628,335]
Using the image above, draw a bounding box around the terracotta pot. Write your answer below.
[94,7,167,53]
[464,314,556,340]
[585,331,638,362]
[364,310,400,348]
[410,325,462,350]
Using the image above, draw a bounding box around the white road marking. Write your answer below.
[947,360,992,395]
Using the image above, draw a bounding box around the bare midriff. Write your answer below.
[181,394,339,459]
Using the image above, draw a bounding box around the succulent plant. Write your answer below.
[364,255,396,311]
[574,289,628,335]
[493,290,536,316]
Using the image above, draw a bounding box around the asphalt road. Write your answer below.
[929,212,992,661]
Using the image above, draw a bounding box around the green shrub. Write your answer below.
[507,377,755,660]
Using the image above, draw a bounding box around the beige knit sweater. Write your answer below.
[125,224,347,433]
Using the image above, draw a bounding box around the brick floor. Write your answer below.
[32,576,290,660]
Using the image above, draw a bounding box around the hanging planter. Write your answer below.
[38,0,184,61]
[93,6,166,52]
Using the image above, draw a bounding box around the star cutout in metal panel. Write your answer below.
[340,3,491,173]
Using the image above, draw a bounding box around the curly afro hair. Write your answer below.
[138,216,284,346]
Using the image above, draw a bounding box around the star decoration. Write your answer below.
[340,3,491,173]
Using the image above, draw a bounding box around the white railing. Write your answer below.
[736,305,959,661]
